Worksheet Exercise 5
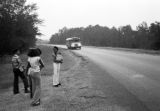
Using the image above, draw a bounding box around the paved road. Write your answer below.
[71,47,160,111]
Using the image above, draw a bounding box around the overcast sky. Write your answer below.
[27,0,160,40]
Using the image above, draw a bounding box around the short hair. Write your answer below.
[27,48,40,57]
[53,46,58,51]
[37,48,42,56]
[12,48,19,54]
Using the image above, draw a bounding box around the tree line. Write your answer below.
[50,21,160,50]
[0,0,42,55]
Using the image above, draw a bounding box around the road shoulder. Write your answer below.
[0,45,150,111]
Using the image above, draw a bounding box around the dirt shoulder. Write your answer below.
[0,45,149,111]
[0,45,112,111]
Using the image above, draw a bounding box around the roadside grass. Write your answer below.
[0,45,77,111]
[0,44,150,111]
[0,45,75,90]
[0,44,131,111]
[38,45,76,76]
[0,54,28,89]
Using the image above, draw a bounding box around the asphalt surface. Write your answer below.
[70,47,160,111]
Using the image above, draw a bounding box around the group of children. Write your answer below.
[11,46,63,106]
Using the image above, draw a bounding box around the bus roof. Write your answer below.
[66,37,80,41]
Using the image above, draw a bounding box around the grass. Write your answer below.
[0,45,76,90]
[0,54,28,89]
[38,45,76,76]
[0,45,77,111]
[0,44,148,111]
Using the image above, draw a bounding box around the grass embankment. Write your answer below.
[0,54,28,90]
[0,45,76,111]
[0,45,128,111]
[0,45,75,90]
[0,45,104,111]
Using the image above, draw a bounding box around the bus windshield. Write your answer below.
[66,37,82,49]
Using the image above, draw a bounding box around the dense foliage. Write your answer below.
[50,22,160,50]
[0,0,42,55]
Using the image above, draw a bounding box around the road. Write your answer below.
[70,47,160,111]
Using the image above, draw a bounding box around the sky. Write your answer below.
[27,0,160,40]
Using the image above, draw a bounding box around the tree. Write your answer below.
[149,22,160,50]
[118,25,135,48]
[0,0,42,55]
[49,22,160,50]
[135,22,150,49]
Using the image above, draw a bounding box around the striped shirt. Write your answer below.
[11,54,22,69]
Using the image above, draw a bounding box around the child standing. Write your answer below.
[52,46,63,87]
[26,48,44,106]
[11,49,29,94]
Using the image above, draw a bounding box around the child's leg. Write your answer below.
[57,63,61,84]
[32,72,41,104]
[53,63,58,85]
[29,75,33,98]
[30,74,36,98]
[19,71,29,92]
[13,69,19,94]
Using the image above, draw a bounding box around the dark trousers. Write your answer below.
[13,68,29,94]
[28,75,33,98]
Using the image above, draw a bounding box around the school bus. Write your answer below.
[66,37,82,49]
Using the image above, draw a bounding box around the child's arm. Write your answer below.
[39,58,44,70]
[52,53,56,62]
[25,62,31,76]
[59,53,63,63]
